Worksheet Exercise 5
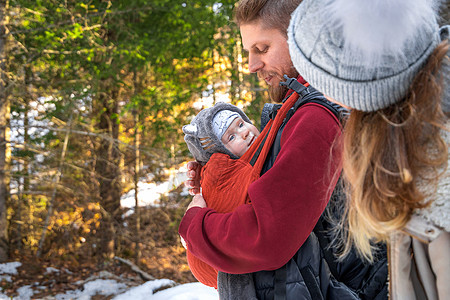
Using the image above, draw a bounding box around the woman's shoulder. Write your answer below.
[405,214,448,242]
[414,123,450,233]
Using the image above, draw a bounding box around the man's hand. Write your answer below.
[181,193,206,249]
[186,194,207,211]
[185,161,202,195]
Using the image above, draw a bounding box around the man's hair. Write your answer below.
[234,0,302,36]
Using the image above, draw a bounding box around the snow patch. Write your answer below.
[0,260,220,300]
[45,267,60,274]
[16,285,34,300]
[55,279,128,300]
[113,279,175,299]
[0,262,21,275]
[120,165,188,209]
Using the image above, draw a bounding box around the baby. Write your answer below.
[182,102,260,288]
[183,102,260,166]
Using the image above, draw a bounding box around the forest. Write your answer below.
[0,0,269,297]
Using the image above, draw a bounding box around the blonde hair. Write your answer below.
[340,41,449,262]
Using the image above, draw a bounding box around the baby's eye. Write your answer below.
[228,134,235,142]
[239,122,244,128]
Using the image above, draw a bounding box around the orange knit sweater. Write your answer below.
[186,89,302,288]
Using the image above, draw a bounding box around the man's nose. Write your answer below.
[248,54,263,73]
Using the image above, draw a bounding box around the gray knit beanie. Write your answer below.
[288,0,447,112]
[183,102,251,165]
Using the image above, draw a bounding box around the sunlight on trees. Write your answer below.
[0,0,269,279]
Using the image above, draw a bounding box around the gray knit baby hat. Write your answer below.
[183,102,252,165]
[288,0,446,112]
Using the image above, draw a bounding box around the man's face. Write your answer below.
[240,20,298,101]
[221,117,260,158]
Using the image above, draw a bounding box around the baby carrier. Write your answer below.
[187,78,309,289]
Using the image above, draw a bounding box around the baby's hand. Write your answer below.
[185,161,202,195]
[186,194,207,211]
[180,235,187,249]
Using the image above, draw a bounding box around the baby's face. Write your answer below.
[221,117,260,157]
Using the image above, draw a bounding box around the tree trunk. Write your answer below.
[15,67,31,250]
[0,0,10,262]
[22,68,32,249]
[36,113,73,257]
[94,89,122,259]
[229,29,243,104]
[132,71,141,264]
[134,111,141,264]
[234,36,244,102]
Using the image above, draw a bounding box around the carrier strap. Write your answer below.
[249,123,272,167]
[299,266,325,300]
[313,218,340,279]
[241,81,306,171]
[270,76,347,300]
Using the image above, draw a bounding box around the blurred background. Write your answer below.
[0,0,271,295]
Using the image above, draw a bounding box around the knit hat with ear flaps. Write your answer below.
[183,102,252,165]
[288,0,446,112]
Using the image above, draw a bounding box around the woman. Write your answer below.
[288,0,449,299]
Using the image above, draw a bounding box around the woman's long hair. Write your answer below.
[340,41,449,262]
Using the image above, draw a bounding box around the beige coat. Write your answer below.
[389,123,450,300]
[389,216,450,300]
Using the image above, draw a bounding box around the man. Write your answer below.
[186,0,300,194]
[181,0,387,299]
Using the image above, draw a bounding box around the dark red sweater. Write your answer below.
[179,102,342,274]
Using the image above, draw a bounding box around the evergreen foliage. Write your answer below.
[0,0,268,265]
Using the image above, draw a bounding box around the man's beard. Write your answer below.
[269,72,298,103]
[267,69,299,103]
[269,84,289,103]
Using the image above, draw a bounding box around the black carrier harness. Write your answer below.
[253,76,388,300]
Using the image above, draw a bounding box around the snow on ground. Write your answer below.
[0,262,21,275]
[0,163,202,299]
[0,262,219,300]
[0,262,21,283]
[113,280,218,300]
[120,164,189,209]
[55,279,129,299]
